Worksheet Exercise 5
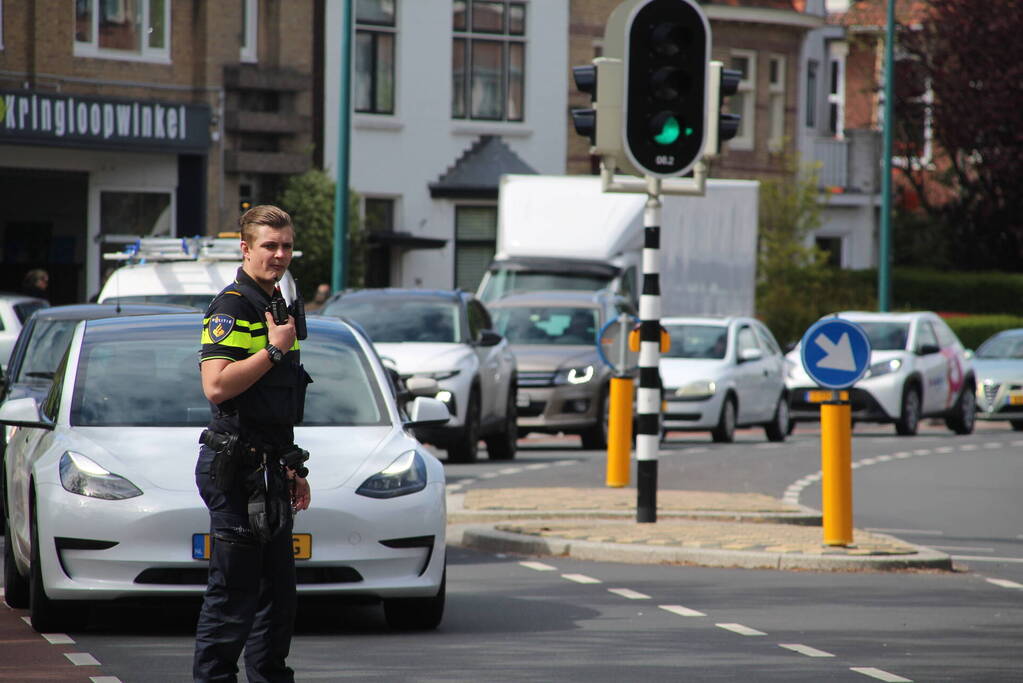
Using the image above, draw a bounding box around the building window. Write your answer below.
[806,60,818,128]
[728,50,756,150]
[240,0,257,63]
[363,197,395,287]
[100,190,173,237]
[815,236,842,268]
[1,0,5,51]
[826,42,847,139]
[891,55,933,167]
[454,205,497,291]
[768,54,785,151]
[74,0,170,62]
[355,0,396,115]
[452,1,526,122]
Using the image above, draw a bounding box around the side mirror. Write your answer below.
[0,397,54,431]
[404,396,450,427]
[917,344,941,355]
[738,347,763,363]
[406,376,440,397]
[477,329,503,347]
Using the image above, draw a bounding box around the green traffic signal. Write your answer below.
[653,115,680,145]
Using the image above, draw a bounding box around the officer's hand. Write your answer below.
[291,475,311,511]
[265,311,297,352]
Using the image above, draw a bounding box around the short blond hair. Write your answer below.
[238,205,293,244]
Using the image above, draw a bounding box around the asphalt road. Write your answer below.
[1,421,1020,682]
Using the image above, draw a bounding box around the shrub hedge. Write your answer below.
[845,268,1023,315]
[944,315,1023,351]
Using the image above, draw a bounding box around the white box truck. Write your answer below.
[477,174,759,317]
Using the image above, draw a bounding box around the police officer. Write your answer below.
[194,205,311,683]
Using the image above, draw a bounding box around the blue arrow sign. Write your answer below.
[800,318,872,390]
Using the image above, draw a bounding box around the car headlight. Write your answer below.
[59,451,142,500]
[356,450,428,499]
[424,370,461,381]
[554,365,595,385]
[865,358,902,379]
[672,380,716,400]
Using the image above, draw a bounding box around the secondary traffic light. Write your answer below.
[704,61,742,157]
[622,0,710,178]
[571,57,626,161]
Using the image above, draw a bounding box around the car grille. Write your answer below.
[134,566,364,585]
[517,401,546,417]
[983,383,1000,402]
[518,371,556,387]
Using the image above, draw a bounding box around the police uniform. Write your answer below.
[193,267,309,683]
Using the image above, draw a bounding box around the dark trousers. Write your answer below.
[193,446,296,683]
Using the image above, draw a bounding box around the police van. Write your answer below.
[97,235,298,310]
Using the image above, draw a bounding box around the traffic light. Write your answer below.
[571,64,598,145]
[705,61,742,156]
[622,0,710,178]
[571,58,625,160]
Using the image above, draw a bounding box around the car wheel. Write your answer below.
[3,514,29,609]
[29,498,87,633]
[1011,420,1023,432]
[580,386,609,450]
[764,394,789,442]
[383,568,445,631]
[711,396,736,443]
[447,388,480,464]
[484,384,517,461]
[895,385,921,436]
[945,382,976,435]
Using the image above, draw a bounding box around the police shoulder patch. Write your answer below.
[208,314,236,343]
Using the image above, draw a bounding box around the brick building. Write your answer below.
[0,0,314,303]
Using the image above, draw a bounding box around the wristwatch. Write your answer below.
[265,343,284,365]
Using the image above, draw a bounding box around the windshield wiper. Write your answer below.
[23,371,55,379]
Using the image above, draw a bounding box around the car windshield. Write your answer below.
[663,324,728,359]
[479,271,611,302]
[850,322,910,351]
[322,299,461,343]
[70,324,388,427]
[975,334,1023,359]
[492,306,598,345]
[15,319,79,383]
[104,294,209,310]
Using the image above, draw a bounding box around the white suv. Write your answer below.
[786,311,976,436]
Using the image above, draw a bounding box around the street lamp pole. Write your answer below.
[878,0,895,312]
[331,0,352,293]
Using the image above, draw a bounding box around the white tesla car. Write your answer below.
[1,313,450,633]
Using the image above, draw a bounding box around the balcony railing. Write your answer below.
[811,130,881,194]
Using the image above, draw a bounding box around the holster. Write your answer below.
[199,429,242,491]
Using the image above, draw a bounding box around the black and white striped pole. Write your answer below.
[636,178,662,523]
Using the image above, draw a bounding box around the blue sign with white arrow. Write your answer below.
[800,317,872,390]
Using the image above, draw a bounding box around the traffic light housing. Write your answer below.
[622,0,710,178]
[571,57,626,161]
[705,60,742,157]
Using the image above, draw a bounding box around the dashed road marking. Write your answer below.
[523,463,550,470]
[716,623,766,636]
[753,443,782,449]
[479,472,501,479]
[554,460,580,467]
[986,578,1023,589]
[562,573,602,584]
[912,449,931,456]
[42,633,75,644]
[498,467,523,475]
[519,561,557,571]
[850,666,912,682]
[935,446,954,454]
[608,588,650,600]
[778,643,835,657]
[983,442,1002,449]
[954,556,1023,564]
[960,444,978,451]
[659,604,705,617]
[929,545,993,552]
[460,478,477,486]
[91,678,123,683]
[65,653,101,666]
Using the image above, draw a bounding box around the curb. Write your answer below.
[447,524,954,572]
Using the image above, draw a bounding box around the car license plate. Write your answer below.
[804,390,849,403]
[192,533,312,560]
[517,391,531,408]
[1010,394,1023,405]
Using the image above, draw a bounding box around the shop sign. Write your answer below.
[0,90,211,153]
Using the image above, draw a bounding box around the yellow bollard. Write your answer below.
[820,399,853,546]
[606,376,633,487]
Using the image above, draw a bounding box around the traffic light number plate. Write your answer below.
[655,155,675,166]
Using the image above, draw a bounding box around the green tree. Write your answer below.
[275,170,364,297]
[756,155,871,346]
